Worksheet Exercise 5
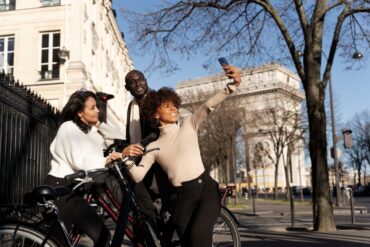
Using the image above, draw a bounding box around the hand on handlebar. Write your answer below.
[105,151,124,165]
[122,144,144,157]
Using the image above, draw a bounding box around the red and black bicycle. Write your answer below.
[0,149,240,246]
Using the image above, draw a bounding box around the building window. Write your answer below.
[41,0,60,6]
[0,0,16,11]
[0,36,14,75]
[40,32,60,80]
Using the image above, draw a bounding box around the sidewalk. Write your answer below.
[231,198,370,246]
[230,197,370,231]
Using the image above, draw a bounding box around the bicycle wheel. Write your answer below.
[212,207,241,247]
[0,223,59,247]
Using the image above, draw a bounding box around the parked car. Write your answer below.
[302,187,312,195]
[354,185,370,196]
[292,186,311,195]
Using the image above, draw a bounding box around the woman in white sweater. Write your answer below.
[43,89,123,247]
[128,65,241,247]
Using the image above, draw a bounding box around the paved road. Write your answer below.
[79,196,370,246]
[238,228,370,247]
[232,197,370,246]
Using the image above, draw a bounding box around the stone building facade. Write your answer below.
[0,0,132,131]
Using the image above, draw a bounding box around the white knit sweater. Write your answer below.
[48,121,123,178]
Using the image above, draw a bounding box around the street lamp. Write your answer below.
[298,50,363,207]
[323,51,363,207]
[352,51,363,60]
[326,59,342,207]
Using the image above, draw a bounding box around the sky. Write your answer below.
[113,1,370,126]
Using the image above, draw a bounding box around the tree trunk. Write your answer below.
[273,160,280,200]
[364,166,367,185]
[245,140,253,200]
[304,70,336,231]
[255,168,259,198]
[358,169,362,185]
[263,166,267,199]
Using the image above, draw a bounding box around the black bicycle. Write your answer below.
[0,150,240,246]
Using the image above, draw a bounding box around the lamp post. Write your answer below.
[297,145,304,202]
[323,50,363,207]
[327,67,342,207]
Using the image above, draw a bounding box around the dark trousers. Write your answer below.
[43,175,110,247]
[171,172,221,247]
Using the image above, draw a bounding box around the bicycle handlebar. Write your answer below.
[65,170,86,183]
[64,147,159,191]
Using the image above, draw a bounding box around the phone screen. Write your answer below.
[218,57,229,66]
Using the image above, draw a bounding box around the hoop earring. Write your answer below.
[156,118,160,127]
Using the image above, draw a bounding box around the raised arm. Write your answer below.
[190,65,241,130]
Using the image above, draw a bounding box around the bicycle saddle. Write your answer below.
[24,185,71,204]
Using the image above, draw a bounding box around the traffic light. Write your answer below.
[342,129,353,148]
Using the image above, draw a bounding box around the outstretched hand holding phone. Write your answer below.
[218,57,241,87]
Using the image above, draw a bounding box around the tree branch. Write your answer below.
[322,4,370,85]
[324,0,345,14]
[294,0,309,33]
[260,2,306,81]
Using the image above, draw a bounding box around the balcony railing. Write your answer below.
[39,70,59,80]
[41,0,60,7]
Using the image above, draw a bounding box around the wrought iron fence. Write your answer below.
[0,72,59,204]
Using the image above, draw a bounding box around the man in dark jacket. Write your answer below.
[122,70,172,226]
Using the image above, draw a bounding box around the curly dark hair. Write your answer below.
[60,89,97,133]
[141,87,182,128]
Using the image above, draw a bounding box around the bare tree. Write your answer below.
[123,0,370,231]
[346,138,367,185]
[251,141,273,198]
[346,110,370,185]
[251,94,305,229]
[255,94,305,199]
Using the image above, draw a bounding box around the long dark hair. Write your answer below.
[60,89,97,133]
[141,87,181,128]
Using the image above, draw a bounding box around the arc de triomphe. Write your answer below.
[175,63,309,191]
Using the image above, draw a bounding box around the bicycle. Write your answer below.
[66,155,241,247]
[0,149,160,247]
[0,186,73,247]
[0,151,240,246]
[214,186,241,247]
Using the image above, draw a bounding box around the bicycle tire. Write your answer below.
[212,207,241,247]
[0,223,59,247]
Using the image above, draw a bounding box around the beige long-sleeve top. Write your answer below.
[128,83,238,186]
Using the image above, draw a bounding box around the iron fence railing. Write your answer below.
[0,72,59,204]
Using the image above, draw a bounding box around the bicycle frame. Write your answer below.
[69,166,150,247]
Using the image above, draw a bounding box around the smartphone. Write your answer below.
[218,57,229,66]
